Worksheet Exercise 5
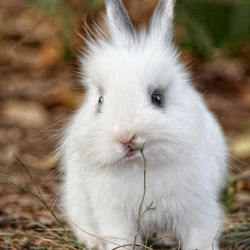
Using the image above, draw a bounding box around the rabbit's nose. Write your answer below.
[118,135,136,146]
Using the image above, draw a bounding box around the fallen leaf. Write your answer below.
[230,134,250,159]
[1,101,49,129]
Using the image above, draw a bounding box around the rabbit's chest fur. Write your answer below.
[84,159,208,233]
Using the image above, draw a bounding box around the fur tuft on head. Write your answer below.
[80,0,179,92]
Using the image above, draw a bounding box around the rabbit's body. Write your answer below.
[61,0,228,249]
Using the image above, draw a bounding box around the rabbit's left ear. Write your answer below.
[149,0,176,43]
[105,0,135,43]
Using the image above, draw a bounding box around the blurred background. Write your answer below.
[0,0,249,249]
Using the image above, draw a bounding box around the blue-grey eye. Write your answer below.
[151,91,163,107]
[98,96,104,106]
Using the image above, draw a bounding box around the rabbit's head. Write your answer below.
[74,0,204,170]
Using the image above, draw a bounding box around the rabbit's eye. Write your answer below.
[98,96,104,106]
[151,91,163,107]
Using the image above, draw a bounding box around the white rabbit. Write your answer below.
[61,0,228,249]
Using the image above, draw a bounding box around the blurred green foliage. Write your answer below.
[222,172,250,212]
[27,0,103,60]
[177,0,250,59]
[28,0,250,60]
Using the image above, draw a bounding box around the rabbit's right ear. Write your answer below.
[105,0,135,44]
[149,0,176,43]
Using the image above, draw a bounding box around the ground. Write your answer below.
[0,1,249,250]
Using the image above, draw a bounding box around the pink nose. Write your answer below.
[118,135,136,146]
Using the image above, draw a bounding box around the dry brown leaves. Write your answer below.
[0,1,249,249]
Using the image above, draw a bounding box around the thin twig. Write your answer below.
[133,146,147,249]
[13,156,65,230]
[112,243,153,250]
[14,155,44,200]
[0,176,63,229]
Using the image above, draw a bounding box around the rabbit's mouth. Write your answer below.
[125,147,139,158]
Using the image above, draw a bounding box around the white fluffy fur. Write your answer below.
[61,0,228,249]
